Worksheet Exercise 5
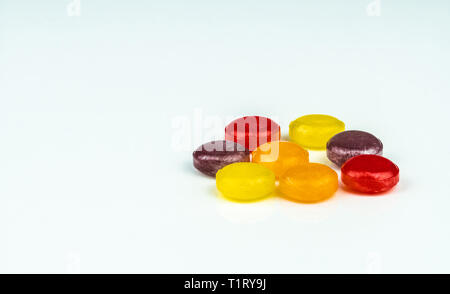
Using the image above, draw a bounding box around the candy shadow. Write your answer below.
[308,150,334,167]
[273,187,335,205]
[280,133,290,141]
[183,160,215,179]
[211,186,275,203]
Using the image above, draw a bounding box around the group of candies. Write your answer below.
[192,115,400,203]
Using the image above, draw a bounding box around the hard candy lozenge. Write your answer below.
[327,130,383,167]
[225,116,281,151]
[289,114,345,150]
[251,141,309,178]
[341,154,399,194]
[193,140,250,177]
[279,163,338,203]
[216,162,276,202]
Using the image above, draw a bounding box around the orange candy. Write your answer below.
[279,163,338,203]
[251,141,309,178]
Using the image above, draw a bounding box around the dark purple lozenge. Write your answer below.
[193,140,250,177]
[326,130,383,167]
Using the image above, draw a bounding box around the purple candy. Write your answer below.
[193,140,250,177]
[326,130,383,167]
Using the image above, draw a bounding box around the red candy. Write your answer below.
[341,154,399,194]
[225,116,280,151]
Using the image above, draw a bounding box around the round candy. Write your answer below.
[341,154,399,194]
[279,163,338,203]
[216,162,276,202]
[251,141,309,178]
[289,114,345,150]
[193,140,250,177]
[225,116,281,151]
[326,130,383,167]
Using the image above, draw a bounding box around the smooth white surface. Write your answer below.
[1,0,450,273]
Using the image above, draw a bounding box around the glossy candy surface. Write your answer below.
[289,114,345,150]
[327,130,383,167]
[251,141,309,178]
[193,140,250,177]
[341,155,399,194]
[216,162,276,202]
[279,163,338,203]
[225,116,281,151]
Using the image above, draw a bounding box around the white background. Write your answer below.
[1,0,450,273]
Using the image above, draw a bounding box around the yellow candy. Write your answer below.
[216,162,276,202]
[251,141,309,178]
[279,163,338,203]
[289,114,345,150]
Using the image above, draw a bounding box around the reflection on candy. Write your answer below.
[341,154,399,194]
[216,162,276,202]
[289,114,345,150]
[327,130,383,167]
[225,116,281,151]
[252,141,309,178]
[193,140,250,177]
[279,163,338,203]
